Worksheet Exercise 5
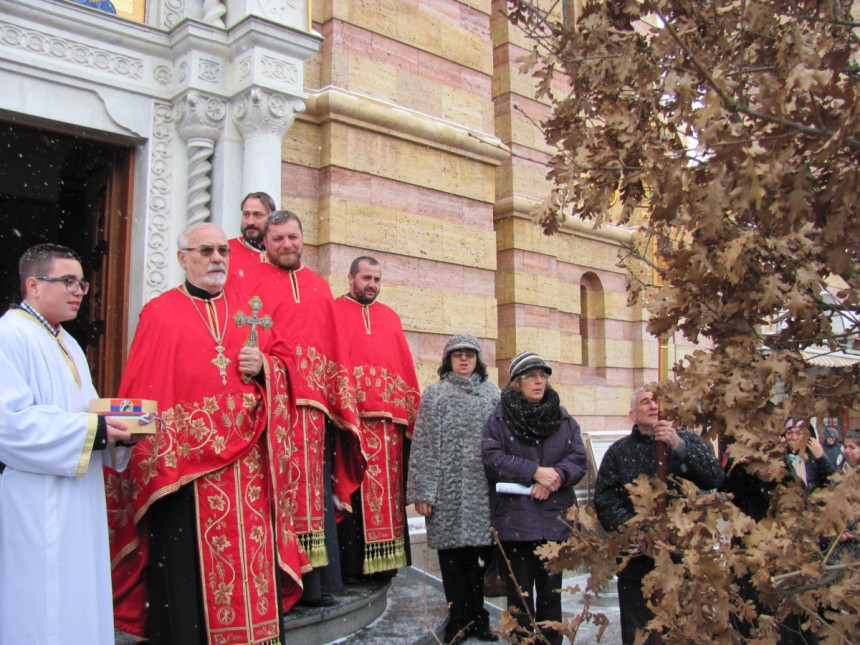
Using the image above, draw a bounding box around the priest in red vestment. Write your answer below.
[228,191,275,281]
[334,257,421,577]
[106,223,307,645]
[230,210,364,582]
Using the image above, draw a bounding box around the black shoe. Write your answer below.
[297,593,337,607]
[470,626,499,642]
[445,624,467,645]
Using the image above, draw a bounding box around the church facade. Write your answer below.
[0,0,680,433]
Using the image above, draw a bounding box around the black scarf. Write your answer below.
[500,386,563,446]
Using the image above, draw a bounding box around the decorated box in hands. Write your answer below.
[89,398,158,434]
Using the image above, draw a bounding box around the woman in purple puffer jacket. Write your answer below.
[482,351,587,645]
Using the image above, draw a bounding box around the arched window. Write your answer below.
[579,272,606,371]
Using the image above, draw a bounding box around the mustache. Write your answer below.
[206,264,227,273]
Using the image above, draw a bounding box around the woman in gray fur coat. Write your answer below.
[407,334,501,645]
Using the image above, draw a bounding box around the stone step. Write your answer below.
[115,566,620,644]
[326,567,450,645]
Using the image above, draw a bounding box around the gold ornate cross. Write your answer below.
[233,296,273,384]
[233,296,273,348]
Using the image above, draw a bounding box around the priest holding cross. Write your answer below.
[106,222,307,645]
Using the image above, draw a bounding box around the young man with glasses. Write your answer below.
[0,243,135,644]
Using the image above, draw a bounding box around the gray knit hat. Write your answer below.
[509,350,552,382]
[443,334,482,360]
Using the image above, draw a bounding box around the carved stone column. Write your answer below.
[232,87,305,205]
[202,0,227,27]
[174,90,227,225]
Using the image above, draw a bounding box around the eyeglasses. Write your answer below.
[521,369,548,381]
[35,276,90,294]
[181,245,231,257]
[451,350,477,358]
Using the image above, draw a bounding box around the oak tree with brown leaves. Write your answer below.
[503,0,860,642]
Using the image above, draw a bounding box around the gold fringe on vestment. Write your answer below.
[299,530,329,568]
[363,536,407,575]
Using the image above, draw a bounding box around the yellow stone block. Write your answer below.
[604,292,632,320]
[573,386,597,416]
[460,0,491,15]
[510,158,552,198]
[283,121,320,168]
[316,200,349,245]
[395,286,443,334]
[441,222,495,271]
[438,21,489,71]
[325,126,494,203]
[347,53,398,101]
[347,0,401,36]
[395,215,443,262]
[509,328,561,363]
[559,282,578,315]
[442,292,495,337]
[631,339,658,370]
[560,332,581,365]
[603,338,634,369]
[397,5,441,55]
[396,72,442,118]
[496,325,516,359]
[415,363,439,391]
[440,84,491,134]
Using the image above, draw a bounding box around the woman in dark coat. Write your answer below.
[722,418,836,644]
[482,351,588,645]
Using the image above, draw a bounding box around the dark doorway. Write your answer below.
[0,121,133,396]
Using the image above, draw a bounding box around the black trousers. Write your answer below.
[502,541,563,645]
[300,456,343,600]
[617,576,656,645]
[437,545,493,640]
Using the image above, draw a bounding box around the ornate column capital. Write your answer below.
[232,86,305,139]
[173,90,227,143]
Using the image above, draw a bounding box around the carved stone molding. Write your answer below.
[154,65,173,86]
[260,55,298,85]
[198,58,221,83]
[0,20,143,80]
[232,87,304,139]
[174,91,227,225]
[145,101,175,302]
[162,0,188,30]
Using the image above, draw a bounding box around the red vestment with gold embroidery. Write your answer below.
[106,286,306,645]
[333,296,421,574]
[236,261,363,567]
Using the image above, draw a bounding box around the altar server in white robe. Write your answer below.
[0,243,135,645]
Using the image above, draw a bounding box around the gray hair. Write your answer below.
[177,222,224,250]
[630,387,649,411]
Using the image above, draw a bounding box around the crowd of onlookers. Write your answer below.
[408,344,860,645]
